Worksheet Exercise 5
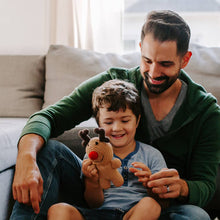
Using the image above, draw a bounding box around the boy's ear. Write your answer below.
[136,115,141,127]
[181,51,192,69]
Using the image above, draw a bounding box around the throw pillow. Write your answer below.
[43,45,140,108]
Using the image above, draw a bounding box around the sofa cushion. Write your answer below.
[0,55,45,117]
[0,118,27,172]
[0,168,15,220]
[185,44,220,102]
[44,44,220,108]
[43,45,140,108]
[55,118,98,159]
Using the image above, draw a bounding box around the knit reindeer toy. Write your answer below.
[79,128,124,189]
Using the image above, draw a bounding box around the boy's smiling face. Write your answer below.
[98,106,140,152]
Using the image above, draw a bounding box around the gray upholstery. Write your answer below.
[0,55,45,117]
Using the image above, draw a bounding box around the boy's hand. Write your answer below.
[129,162,151,187]
[82,159,99,183]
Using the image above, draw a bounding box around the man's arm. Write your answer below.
[11,72,110,213]
[12,133,45,214]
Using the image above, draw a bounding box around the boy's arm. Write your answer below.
[82,159,104,208]
[84,178,104,208]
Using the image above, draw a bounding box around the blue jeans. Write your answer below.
[10,140,87,220]
[160,204,211,220]
[77,207,126,220]
[10,140,211,220]
[76,205,210,220]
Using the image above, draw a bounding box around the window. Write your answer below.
[123,0,220,52]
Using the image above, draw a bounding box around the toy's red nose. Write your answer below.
[89,151,98,160]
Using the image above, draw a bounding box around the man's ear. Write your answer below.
[181,51,192,68]
[139,41,141,48]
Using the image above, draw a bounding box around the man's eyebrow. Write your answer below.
[142,56,174,64]
[142,55,151,60]
[159,61,174,65]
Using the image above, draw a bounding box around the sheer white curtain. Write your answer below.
[48,0,123,53]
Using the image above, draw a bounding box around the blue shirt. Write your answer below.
[97,141,167,210]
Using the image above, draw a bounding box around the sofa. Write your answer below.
[0,44,219,220]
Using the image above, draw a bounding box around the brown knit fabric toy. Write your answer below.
[79,128,124,189]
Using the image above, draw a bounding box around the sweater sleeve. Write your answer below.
[19,67,141,143]
[19,67,141,142]
[20,71,112,142]
[186,104,220,207]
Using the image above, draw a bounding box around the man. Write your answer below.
[10,10,220,220]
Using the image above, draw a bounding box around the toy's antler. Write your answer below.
[94,128,110,143]
[78,129,91,147]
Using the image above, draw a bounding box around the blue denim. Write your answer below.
[69,204,210,220]
[77,207,126,220]
[10,140,211,220]
[160,204,211,220]
[10,140,87,220]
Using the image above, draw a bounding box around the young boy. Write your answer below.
[47,79,167,220]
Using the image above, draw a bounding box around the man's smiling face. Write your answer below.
[139,33,184,94]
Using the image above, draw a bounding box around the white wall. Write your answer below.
[0,0,49,55]
[123,12,220,52]
[0,0,124,55]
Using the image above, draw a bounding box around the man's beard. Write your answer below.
[144,71,180,94]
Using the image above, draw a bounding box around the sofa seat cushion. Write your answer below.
[0,118,27,172]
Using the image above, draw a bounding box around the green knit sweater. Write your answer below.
[21,66,220,208]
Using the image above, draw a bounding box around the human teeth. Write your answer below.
[113,134,123,137]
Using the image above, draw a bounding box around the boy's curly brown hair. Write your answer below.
[92,79,141,124]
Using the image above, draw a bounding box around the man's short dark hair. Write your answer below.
[141,10,191,56]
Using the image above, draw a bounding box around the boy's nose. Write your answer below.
[112,122,121,131]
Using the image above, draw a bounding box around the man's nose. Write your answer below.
[148,63,160,78]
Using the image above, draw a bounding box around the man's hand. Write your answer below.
[147,168,189,199]
[12,133,45,214]
[129,162,151,187]
[12,154,43,214]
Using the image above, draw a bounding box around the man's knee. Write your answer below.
[38,140,81,165]
[169,205,210,220]
[39,140,68,156]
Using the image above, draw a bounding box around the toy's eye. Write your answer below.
[95,141,99,145]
